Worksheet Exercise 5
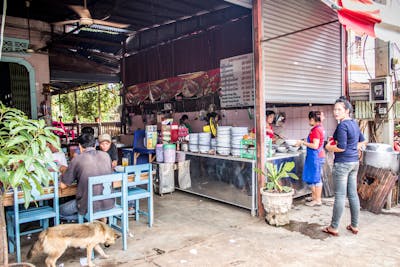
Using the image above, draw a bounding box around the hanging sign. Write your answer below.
[220,53,254,108]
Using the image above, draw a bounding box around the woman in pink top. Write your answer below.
[251,110,275,140]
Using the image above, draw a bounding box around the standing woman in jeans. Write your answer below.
[323,97,366,236]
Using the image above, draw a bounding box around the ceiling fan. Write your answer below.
[52,0,129,29]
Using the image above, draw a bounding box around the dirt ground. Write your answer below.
[14,191,400,267]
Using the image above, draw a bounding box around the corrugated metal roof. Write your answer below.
[4,0,249,92]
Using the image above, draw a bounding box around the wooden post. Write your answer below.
[58,94,62,117]
[74,90,78,119]
[253,0,266,217]
[0,195,8,266]
[98,85,102,135]
[74,90,80,135]
[121,40,127,134]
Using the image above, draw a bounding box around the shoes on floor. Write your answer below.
[305,200,322,207]
[346,225,359,235]
[305,196,313,202]
[322,226,339,236]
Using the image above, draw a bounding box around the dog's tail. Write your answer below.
[27,233,45,259]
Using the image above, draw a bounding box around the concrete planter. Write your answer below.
[260,188,294,226]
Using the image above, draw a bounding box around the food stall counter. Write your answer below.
[179,151,302,216]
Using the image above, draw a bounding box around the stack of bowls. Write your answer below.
[231,127,248,157]
[198,132,211,153]
[189,133,199,152]
[216,126,231,155]
[211,138,217,150]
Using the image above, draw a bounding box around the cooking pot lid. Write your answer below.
[365,143,393,152]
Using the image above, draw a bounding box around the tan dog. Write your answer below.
[27,221,120,267]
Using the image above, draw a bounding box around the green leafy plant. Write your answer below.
[255,161,299,193]
[0,102,60,207]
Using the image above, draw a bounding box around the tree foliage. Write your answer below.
[51,83,121,122]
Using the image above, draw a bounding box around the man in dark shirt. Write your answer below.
[98,133,118,168]
[60,133,114,221]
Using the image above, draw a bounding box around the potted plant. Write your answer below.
[255,161,299,226]
[0,102,60,266]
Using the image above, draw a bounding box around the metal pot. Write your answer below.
[362,143,400,173]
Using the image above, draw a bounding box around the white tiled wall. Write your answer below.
[129,105,337,139]
[276,105,336,140]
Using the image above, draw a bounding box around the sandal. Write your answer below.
[322,227,339,236]
[305,200,322,207]
[346,225,359,235]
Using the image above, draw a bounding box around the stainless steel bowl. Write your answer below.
[276,146,288,153]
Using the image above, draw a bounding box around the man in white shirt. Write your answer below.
[47,142,68,174]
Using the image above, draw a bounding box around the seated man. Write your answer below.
[46,141,68,174]
[98,133,118,168]
[71,127,95,159]
[59,133,114,221]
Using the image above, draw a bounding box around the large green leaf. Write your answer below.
[10,125,35,135]
[31,142,39,156]
[1,102,59,207]
[10,167,25,188]
[288,173,299,180]
[282,161,295,172]
[256,161,298,193]
[5,135,28,148]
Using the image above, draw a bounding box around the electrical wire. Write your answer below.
[0,0,7,60]
[394,68,398,98]
[362,34,372,79]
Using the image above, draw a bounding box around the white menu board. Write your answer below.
[220,53,254,108]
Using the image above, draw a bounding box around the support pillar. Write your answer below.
[253,0,266,217]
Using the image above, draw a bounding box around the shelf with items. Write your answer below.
[240,139,256,159]
[240,137,273,159]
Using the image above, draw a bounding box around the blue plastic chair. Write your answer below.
[124,164,153,228]
[78,173,128,251]
[6,172,59,263]
[133,129,156,165]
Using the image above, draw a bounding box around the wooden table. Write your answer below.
[2,172,153,207]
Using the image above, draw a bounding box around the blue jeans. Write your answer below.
[59,199,79,221]
[330,162,360,229]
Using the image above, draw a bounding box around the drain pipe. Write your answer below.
[0,0,7,60]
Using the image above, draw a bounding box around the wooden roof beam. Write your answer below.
[53,35,123,48]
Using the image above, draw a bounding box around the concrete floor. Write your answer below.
[18,191,400,267]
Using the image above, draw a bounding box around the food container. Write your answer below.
[163,144,176,163]
[156,144,164,162]
[145,125,157,149]
[181,143,188,152]
[176,151,186,162]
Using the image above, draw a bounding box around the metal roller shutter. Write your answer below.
[262,0,342,104]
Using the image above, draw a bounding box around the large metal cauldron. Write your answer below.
[362,143,400,174]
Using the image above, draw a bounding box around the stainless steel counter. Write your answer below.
[183,151,300,162]
[179,151,301,216]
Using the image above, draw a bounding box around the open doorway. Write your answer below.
[0,62,31,117]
